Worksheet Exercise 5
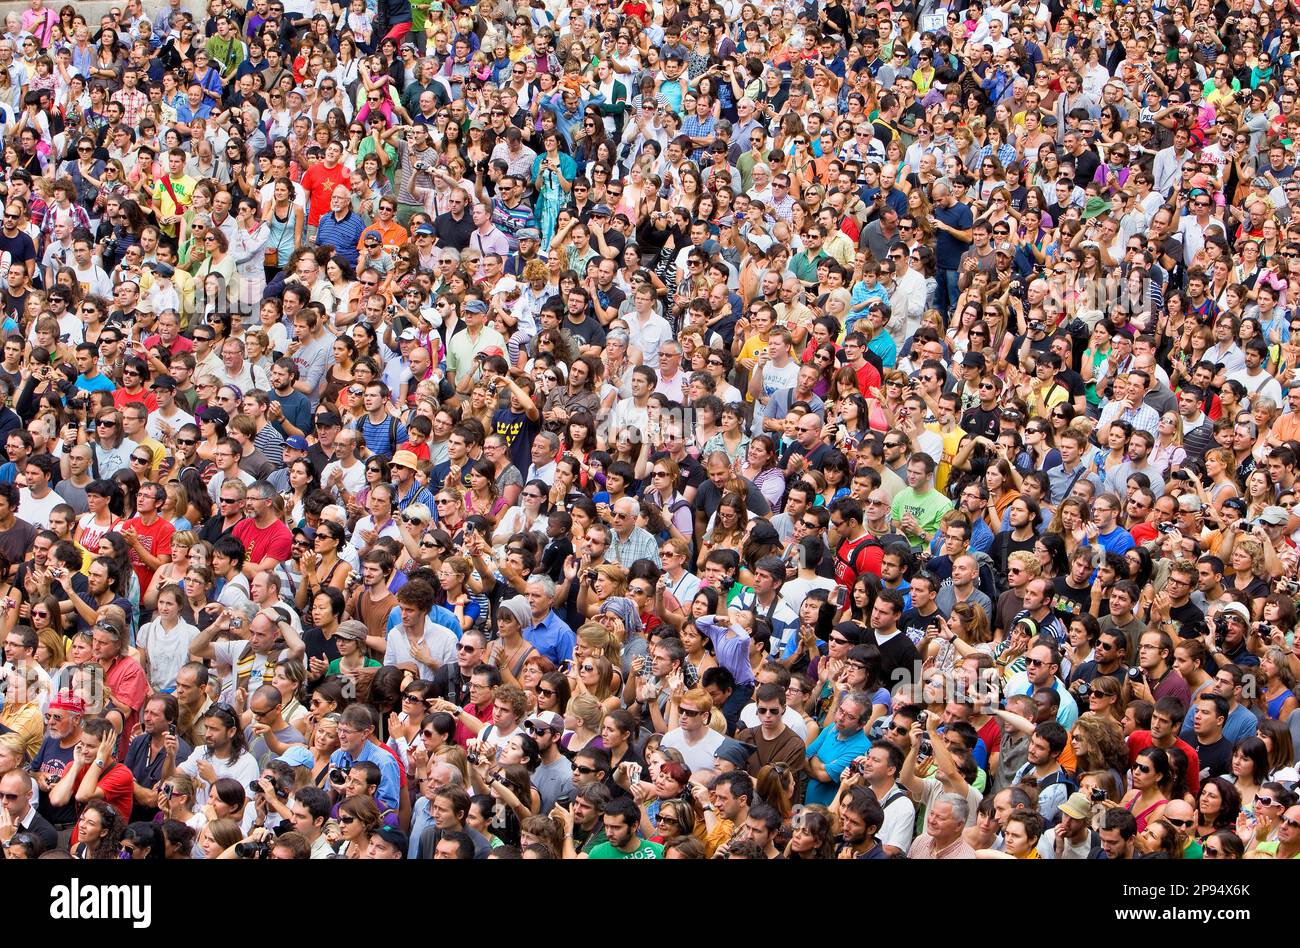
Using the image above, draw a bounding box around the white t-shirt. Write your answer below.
[137,617,201,691]
[177,748,261,807]
[660,725,726,774]
[17,489,61,529]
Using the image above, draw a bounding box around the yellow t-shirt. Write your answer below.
[926,422,967,493]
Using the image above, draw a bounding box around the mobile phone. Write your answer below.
[168,724,177,736]
[833,586,847,609]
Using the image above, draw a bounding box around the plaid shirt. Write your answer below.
[606,525,662,569]
[680,112,717,162]
[111,87,148,127]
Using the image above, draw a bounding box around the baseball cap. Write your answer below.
[201,407,230,427]
[363,231,382,244]
[462,299,488,314]
[276,745,314,769]
[150,374,177,390]
[1059,791,1092,821]
[414,224,435,236]
[399,327,420,341]
[994,241,1014,255]
[525,710,564,734]
[590,204,613,217]
[1259,505,1290,526]
[374,826,409,856]
[960,351,986,370]
[284,435,309,451]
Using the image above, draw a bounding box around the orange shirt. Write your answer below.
[358,218,409,255]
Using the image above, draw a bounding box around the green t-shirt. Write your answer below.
[890,487,955,550]
[588,838,663,860]
[327,657,381,675]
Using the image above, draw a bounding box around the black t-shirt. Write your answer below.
[432,211,475,251]
[1005,332,1052,369]
[991,530,1037,581]
[961,405,1000,441]
[694,477,771,525]
[33,735,78,826]
[1055,369,1086,399]
[1071,149,1101,189]
[1191,734,1234,778]
[492,407,542,477]
[1052,576,1092,622]
[302,625,342,673]
[563,313,607,348]
[899,606,941,646]
[1169,600,1207,638]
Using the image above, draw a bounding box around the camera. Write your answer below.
[488,380,500,395]
[585,569,598,584]
[850,759,866,775]
[66,396,87,412]
[249,778,288,800]
[101,236,118,255]
[918,735,933,758]
[1156,522,1178,534]
[1090,788,1106,802]
[916,710,928,728]
[468,751,485,765]
[234,839,271,859]
[1073,680,1090,696]
[1127,666,1142,681]
[1255,623,1272,639]
[1213,614,1230,646]
[327,764,351,786]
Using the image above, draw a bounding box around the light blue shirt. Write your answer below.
[329,741,400,811]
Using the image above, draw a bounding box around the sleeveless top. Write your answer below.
[1126,795,1168,832]
[266,205,296,259]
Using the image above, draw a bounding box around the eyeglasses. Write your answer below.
[130,455,151,464]
[573,764,599,775]
[96,419,117,427]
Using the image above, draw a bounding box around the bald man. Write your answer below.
[316,184,365,269]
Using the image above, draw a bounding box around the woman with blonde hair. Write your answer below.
[1199,447,1241,514]
[1045,496,1091,558]
[570,655,620,713]
[562,693,603,754]
[578,562,628,619]
[1258,646,1299,721]
[1225,538,1270,614]
[142,529,196,612]
[34,624,67,673]
[574,621,623,669]
[1152,412,1186,476]
[924,601,994,673]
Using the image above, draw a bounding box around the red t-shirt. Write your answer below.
[300,162,350,227]
[834,533,883,590]
[853,361,882,396]
[68,761,134,846]
[112,387,158,413]
[105,655,148,755]
[1126,729,1201,797]
[233,517,294,570]
[122,514,175,592]
[143,333,194,357]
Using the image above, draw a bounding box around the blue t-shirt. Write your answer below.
[805,724,873,806]
[358,415,408,457]
[933,201,973,269]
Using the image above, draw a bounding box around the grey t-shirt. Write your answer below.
[531,755,575,813]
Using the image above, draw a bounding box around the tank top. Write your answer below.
[266,205,295,258]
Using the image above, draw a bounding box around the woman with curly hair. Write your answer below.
[1071,712,1129,788]
[73,798,125,859]
[1225,537,1271,614]
[1194,776,1242,843]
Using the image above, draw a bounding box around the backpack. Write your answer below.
[355,415,399,456]
[835,534,883,583]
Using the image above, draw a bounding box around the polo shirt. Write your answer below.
[805,724,872,806]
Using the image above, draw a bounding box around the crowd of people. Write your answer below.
[2,0,1300,864]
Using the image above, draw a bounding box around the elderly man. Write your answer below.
[523,577,575,666]
[606,497,661,568]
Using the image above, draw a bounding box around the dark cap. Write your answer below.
[315,411,343,428]
[201,406,229,427]
[150,374,177,390]
[590,204,613,217]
